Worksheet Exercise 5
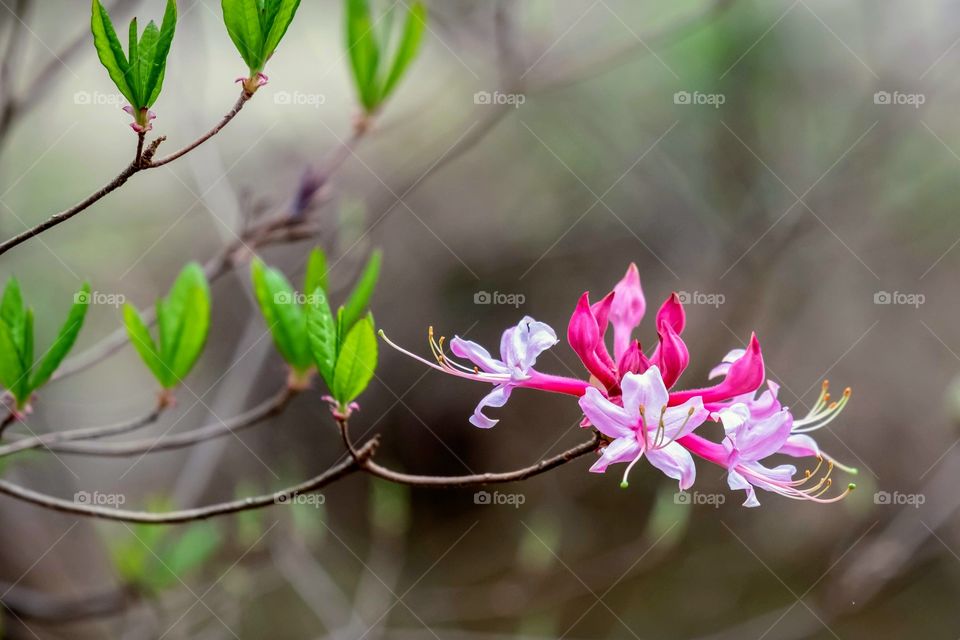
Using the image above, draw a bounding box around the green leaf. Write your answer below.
[222,0,266,71]
[251,259,310,371]
[135,22,160,114]
[29,283,91,391]
[0,321,24,405]
[123,303,169,386]
[91,0,136,107]
[380,2,425,101]
[158,263,211,384]
[302,247,328,298]
[144,0,177,107]
[261,0,301,64]
[128,18,140,103]
[346,0,381,111]
[1,278,26,355]
[220,0,260,69]
[306,288,337,388]
[19,309,33,403]
[332,315,377,405]
[340,250,381,335]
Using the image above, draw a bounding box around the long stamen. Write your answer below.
[639,406,649,450]
[620,449,646,489]
[654,405,667,448]
[380,329,510,384]
[793,386,852,433]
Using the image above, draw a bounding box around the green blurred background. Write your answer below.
[0,0,957,637]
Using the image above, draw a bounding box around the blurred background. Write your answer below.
[0,0,957,637]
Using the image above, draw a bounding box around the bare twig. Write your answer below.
[148,92,252,167]
[0,437,379,523]
[35,386,294,457]
[0,406,163,458]
[0,90,252,257]
[340,417,602,488]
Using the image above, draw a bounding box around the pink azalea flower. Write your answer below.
[382,264,856,507]
[579,366,708,490]
[380,317,589,428]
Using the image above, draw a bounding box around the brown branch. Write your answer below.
[339,417,602,488]
[34,387,294,457]
[0,583,133,623]
[148,91,252,167]
[0,437,378,523]
[0,89,252,258]
[0,406,162,458]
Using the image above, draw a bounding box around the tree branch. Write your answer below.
[0,437,378,523]
[31,386,294,457]
[0,405,163,458]
[0,89,252,258]
[339,417,602,488]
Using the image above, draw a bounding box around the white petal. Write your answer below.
[620,366,669,419]
[589,437,642,473]
[469,384,513,428]
[501,317,558,372]
[450,337,508,374]
[579,387,634,439]
[727,469,760,507]
[646,441,696,490]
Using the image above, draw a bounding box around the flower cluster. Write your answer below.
[381,265,855,507]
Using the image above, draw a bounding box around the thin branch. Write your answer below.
[0,89,252,258]
[0,583,133,623]
[0,406,162,458]
[148,91,252,167]
[0,437,378,523]
[340,417,602,488]
[34,386,294,457]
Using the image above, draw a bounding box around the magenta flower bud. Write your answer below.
[591,290,616,368]
[617,339,651,376]
[567,292,600,360]
[656,292,686,335]
[567,292,617,389]
[609,263,646,361]
[669,333,764,405]
[654,319,689,388]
